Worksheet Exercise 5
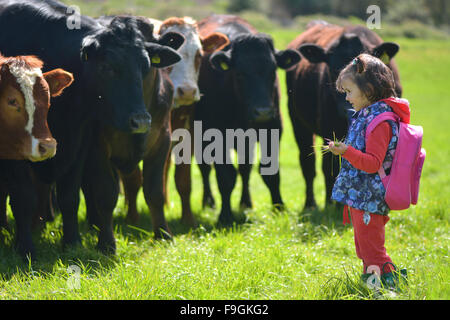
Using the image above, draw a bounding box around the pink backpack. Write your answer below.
[366,112,426,210]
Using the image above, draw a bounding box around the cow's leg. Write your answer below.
[292,124,317,209]
[199,162,215,209]
[322,150,340,206]
[321,124,346,206]
[143,134,172,239]
[81,169,99,228]
[0,182,8,229]
[84,151,119,254]
[57,162,84,248]
[32,181,53,229]
[175,162,197,228]
[258,128,283,208]
[5,162,36,260]
[121,167,142,224]
[215,162,237,226]
[237,137,255,210]
[238,162,252,210]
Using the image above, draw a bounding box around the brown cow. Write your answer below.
[121,17,228,228]
[286,22,402,209]
[0,54,73,258]
[0,54,73,161]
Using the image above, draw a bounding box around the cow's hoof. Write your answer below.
[16,242,36,262]
[0,221,10,231]
[239,198,252,210]
[181,214,198,229]
[62,234,83,249]
[125,212,140,225]
[302,201,318,212]
[154,227,173,240]
[202,195,216,209]
[217,212,234,228]
[272,202,286,212]
[97,239,116,255]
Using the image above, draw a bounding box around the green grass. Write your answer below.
[0,28,449,299]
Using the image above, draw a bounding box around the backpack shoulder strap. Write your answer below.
[365,112,400,140]
[365,112,400,179]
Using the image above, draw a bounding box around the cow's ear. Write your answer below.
[157,31,185,51]
[43,69,74,97]
[210,50,232,72]
[201,32,229,54]
[372,42,399,63]
[146,43,182,68]
[298,44,328,63]
[275,49,301,69]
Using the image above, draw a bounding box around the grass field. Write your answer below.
[0,25,449,300]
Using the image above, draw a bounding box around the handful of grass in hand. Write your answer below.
[310,132,345,175]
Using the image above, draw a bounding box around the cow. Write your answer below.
[0,54,73,258]
[81,15,185,241]
[192,15,301,226]
[120,16,229,229]
[285,22,402,210]
[0,0,182,254]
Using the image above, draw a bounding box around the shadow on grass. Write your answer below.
[0,203,250,280]
[0,201,344,280]
[298,203,348,231]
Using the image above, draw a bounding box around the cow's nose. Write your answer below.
[253,107,274,123]
[129,112,152,133]
[38,138,57,159]
[177,86,198,101]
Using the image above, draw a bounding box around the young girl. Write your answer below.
[328,53,409,288]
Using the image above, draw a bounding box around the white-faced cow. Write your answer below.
[0,54,73,258]
[286,22,402,210]
[80,15,185,241]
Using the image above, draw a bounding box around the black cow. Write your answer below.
[82,15,184,243]
[0,0,182,255]
[193,15,300,225]
[286,22,402,209]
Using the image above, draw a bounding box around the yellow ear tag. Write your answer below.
[220,61,229,71]
[83,53,88,61]
[286,58,292,65]
[380,52,390,64]
[151,54,161,64]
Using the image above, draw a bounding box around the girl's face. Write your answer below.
[340,77,371,111]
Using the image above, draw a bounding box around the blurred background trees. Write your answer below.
[60,0,449,39]
[227,0,448,28]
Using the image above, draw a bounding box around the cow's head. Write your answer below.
[80,17,183,133]
[298,31,399,119]
[0,55,73,161]
[210,33,300,124]
[158,17,229,108]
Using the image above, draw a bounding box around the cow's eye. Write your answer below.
[7,98,20,110]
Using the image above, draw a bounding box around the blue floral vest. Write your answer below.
[331,101,399,215]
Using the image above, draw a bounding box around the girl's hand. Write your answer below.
[328,141,348,155]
